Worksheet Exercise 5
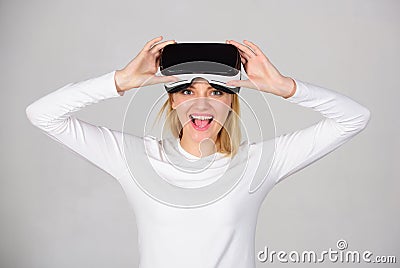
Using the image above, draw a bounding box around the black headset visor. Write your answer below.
[160,43,241,75]
[160,43,242,94]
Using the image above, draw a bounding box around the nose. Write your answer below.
[192,96,212,109]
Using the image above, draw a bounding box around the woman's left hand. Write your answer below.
[225,39,296,98]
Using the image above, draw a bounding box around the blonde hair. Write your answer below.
[155,93,241,158]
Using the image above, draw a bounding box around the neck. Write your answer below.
[179,135,220,158]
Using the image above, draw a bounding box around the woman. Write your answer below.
[26,36,370,267]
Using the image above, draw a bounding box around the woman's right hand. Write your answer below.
[114,36,179,92]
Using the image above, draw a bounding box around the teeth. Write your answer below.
[190,114,213,120]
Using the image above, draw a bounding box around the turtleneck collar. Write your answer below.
[176,138,225,161]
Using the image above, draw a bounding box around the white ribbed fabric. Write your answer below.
[26,70,370,268]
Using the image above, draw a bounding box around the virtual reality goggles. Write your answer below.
[160,43,242,94]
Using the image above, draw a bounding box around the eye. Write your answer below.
[211,90,223,96]
[180,89,193,95]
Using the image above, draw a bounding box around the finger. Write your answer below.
[238,50,250,62]
[150,40,173,52]
[243,40,261,56]
[235,49,250,66]
[238,52,247,65]
[151,75,180,85]
[225,79,254,89]
[155,55,161,68]
[155,55,160,66]
[240,56,247,65]
[227,40,256,57]
[233,43,253,61]
[143,36,163,51]
[227,39,252,60]
[150,39,176,54]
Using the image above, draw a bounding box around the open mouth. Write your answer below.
[189,114,214,131]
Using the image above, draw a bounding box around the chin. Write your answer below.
[183,124,220,143]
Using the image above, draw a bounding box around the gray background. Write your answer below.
[1,0,398,267]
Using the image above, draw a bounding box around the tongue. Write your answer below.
[194,119,209,128]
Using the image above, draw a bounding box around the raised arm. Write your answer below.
[25,71,130,180]
[25,36,179,181]
[225,39,371,190]
[269,78,370,185]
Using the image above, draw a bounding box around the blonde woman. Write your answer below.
[26,36,370,268]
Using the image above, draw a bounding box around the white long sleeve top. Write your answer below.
[25,70,370,268]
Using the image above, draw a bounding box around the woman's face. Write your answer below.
[171,78,233,143]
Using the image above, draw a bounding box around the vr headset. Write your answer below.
[159,43,242,94]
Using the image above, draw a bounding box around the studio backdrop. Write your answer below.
[1,0,398,267]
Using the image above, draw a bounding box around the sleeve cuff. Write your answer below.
[98,70,125,98]
[283,78,309,104]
